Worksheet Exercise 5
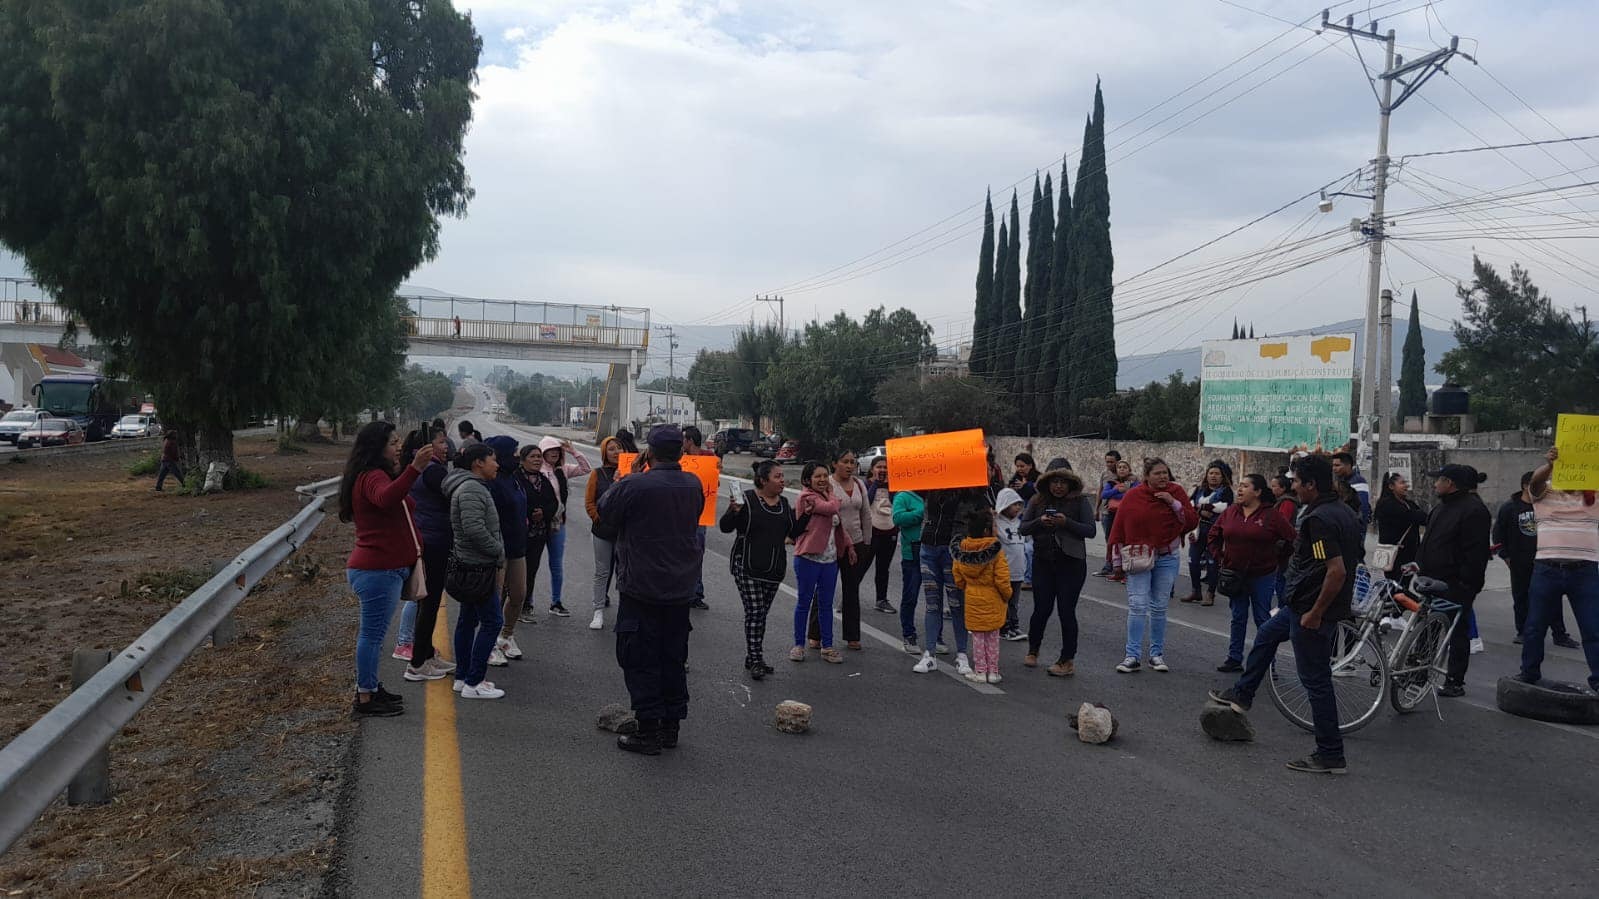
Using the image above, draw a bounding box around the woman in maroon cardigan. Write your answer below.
[1108,458,1199,673]
[338,421,434,717]
[1207,473,1297,673]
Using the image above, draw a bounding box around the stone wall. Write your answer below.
[989,436,1291,490]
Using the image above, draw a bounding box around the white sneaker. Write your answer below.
[425,657,456,676]
[487,647,509,667]
[1150,655,1170,673]
[589,610,605,630]
[1470,637,1485,654]
[954,653,973,676]
[935,642,950,655]
[461,682,505,700]
[403,663,446,682]
[912,652,936,674]
[453,679,465,693]
[987,672,1003,684]
[498,636,524,660]
[963,670,985,683]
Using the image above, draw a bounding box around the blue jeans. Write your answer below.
[397,599,418,646]
[900,543,922,641]
[547,526,567,606]
[1520,560,1599,690]
[454,593,504,687]
[1232,605,1344,762]
[1124,552,1179,659]
[347,567,406,692]
[793,557,838,647]
[921,544,968,655]
[1226,574,1276,663]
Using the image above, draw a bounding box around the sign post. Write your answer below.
[1199,333,1357,452]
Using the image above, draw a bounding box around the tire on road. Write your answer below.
[1495,676,1599,726]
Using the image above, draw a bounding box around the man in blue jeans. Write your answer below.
[1514,447,1599,693]
[1209,454,1362,775]
[911,487,979,676]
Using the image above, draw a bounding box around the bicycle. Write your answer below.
[1267,565,1462,734]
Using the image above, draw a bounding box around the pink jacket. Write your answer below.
[792,488,851,559]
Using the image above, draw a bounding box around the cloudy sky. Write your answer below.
[8,0,1596,370]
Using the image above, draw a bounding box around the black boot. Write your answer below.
[617,718,661,755]
[659,718,680,749]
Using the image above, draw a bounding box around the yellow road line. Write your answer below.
[422,601,470,898]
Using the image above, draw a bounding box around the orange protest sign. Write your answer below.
[885,429,988,492]
[613,451,718,526]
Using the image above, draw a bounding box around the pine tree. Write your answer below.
[1018,175,1044,396]
[1249,324,1255,339]
[1398,289,1428,420]
[969,190,996,377]
[1019,173,1056,403]
[1232,319,1240,340]
[985,219,1007,377]
[1064,80,1116,430]
[994,192,1023,386]
[1036,156,1074,433]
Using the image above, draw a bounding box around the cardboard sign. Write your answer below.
[614,451,719,526]
[1553,413,1599,490]
[885,429,988,492]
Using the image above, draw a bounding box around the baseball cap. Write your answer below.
[1425,463,1486,488]
[647,424,683,448]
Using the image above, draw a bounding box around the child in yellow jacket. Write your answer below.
[953,510,1012,684]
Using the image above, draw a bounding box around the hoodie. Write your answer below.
[1018,469,1097,561]
[536,435,593,530]
[891,490,925,561]
[1492,489,1538,564]
[483,436,529,557]
[443,468,504,566]
[953,536,1011,632]
[994,487,1030,579]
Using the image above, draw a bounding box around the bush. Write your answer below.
[127,452,160,476]
[178,463,269,494]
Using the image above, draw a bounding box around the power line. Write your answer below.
[1399,133,1599,161]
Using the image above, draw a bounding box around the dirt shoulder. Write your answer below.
[0,434,362,896]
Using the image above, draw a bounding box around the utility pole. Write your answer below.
[754,294,784,334]
[658,325,680,423]
[1320,9,1471,484]
[1376,289,1394,489]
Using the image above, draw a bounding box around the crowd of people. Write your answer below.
[338,418,1599,767]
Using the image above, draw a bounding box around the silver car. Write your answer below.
[110,414,157,439]
[0,409,48,444]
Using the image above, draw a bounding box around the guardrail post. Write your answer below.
[67,649,114,805]
[212,610,238,647]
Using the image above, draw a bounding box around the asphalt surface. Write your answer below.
[339,389,1599,898]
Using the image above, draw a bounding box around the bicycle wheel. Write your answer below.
[1389,611,1451,712]
[1267,620,1389,735]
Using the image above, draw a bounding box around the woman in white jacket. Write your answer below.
[995,487,1031,642]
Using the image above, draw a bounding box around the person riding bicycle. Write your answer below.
[1415,464,1492,699]
[1207,454,1362,775]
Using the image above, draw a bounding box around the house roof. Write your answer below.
[28,344,88,370]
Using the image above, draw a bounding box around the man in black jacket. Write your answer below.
[1416,464,1494,697]
[1493,471,1579,648]
[597,424,706,755]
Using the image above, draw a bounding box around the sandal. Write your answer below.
[846,641,862,651]
[789,646,806,662]
[806,639,821,649]
[820,648,843,664]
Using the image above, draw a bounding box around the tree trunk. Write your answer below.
[293,410,330,443]
[196,421,235,493]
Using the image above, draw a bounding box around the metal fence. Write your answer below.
[0,475,342,855]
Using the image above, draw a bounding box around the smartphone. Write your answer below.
[728,484,741,504]
[1044,508,1059,517]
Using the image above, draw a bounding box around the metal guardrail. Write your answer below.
[405,314,649,350]
[0,475,342,855]
[0,298,71,326]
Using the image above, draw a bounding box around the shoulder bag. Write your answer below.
[445,552,498,604]
[402,506,426,603]
[1371,525,1413,572]
[1122,543,1156,574]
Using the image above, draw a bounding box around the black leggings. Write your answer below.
[870,528,898,605]
[810,543,871,643]
[412,541,450,666]
[1028,553,1087,663]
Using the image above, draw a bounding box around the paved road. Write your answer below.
[338,390,1598,897]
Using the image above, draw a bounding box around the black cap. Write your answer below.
[1425,463,1487,488]
[647,424,683,449]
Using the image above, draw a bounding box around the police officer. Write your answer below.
[596,424,705,755]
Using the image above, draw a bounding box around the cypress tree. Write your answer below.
[970,190,995,377]
[1036,155,1074,433]
[1019,173,1056,403]
[1249,324,1255,339]
[1065,80,1116,430]
[985,219,1007,377]
[994,191,1023,386]
[1398,289,1428,420]
[1231,319,1240,340]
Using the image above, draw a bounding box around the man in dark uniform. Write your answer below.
[597,424,705,755]
[1416,463,1492,697]
[1209,454,1363,775]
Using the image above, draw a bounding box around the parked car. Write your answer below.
[774,440,799,463]
[711,427,758,456]
[751,434,780,458]
[16,418,85,448]
[859,444,888,472]
[110,414,158,439]
[0,408,48,444]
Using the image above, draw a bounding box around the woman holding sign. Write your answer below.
[792,461,855,664]
[720,460,798,680]
[1107,458,1199,673]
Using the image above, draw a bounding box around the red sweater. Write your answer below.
[347,466,421,571]
[1206,502,1297,576]
[1107,483,1199,552]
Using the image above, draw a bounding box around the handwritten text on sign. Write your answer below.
[615,451,719,526]
[885,429,989,492]
[1553,413,1599,491]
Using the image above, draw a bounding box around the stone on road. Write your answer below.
[1200,700,1257,742]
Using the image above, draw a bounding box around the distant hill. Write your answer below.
[1115,318,1457,388]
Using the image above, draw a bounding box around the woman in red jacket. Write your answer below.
[338,421,433,717]
[1207,474,1297,673]
[1108,458,1199,673]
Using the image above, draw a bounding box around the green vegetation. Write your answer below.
[127,453,160,477]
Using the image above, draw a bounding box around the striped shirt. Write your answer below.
[1531,490,1599,563]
